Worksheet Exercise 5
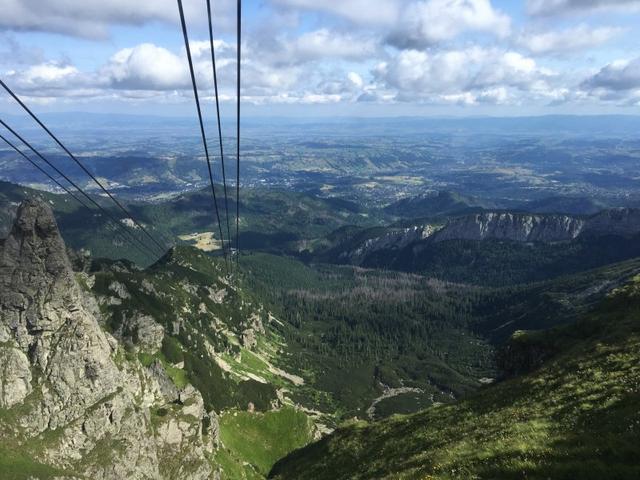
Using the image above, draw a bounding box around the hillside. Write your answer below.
[270,278,640,479]
[315,209,640,286]
[0,199,318,479]
[0,180,381,265]
[3,195,640,479]
[384,191,498,218]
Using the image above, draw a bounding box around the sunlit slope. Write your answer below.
[270,279,640,480]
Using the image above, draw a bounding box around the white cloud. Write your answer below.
[582,57,640,91]
[527,0,640,16]
[271,0,399,26]
[376,47,558,104]
[517,24,623,55]
[348,72,365,88]
[388,0,511,48]
[0,0,235,38]
[4,62,87,92]
[291,29,378,62]
[274,0,511,48]
[101,44,189,90]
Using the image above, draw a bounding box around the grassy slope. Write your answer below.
[216,407,315,479]
[270,279,640,480]
[0,444,69,480]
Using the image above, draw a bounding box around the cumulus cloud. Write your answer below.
[271,0,399,26]
[275,0,511,47]
[290,29,378,62]
[517,24,622,55]
[0,0,635,110]
[376,47,558,104]
[583,58,640,91]
[0,0,235,38]
[101,44,190,90]
[527,0,640,16]
[4,62,85,91]
[388,0,511,48]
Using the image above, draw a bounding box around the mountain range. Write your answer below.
[1,184,640,479]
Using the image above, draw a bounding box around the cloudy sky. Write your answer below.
[1,0,640,116]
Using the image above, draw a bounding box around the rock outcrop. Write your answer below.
[0,199,215,479]
[339,225,440,263]
[337,208,640,265]
[433,212,586,243]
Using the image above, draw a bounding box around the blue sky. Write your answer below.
[1,0,640,117]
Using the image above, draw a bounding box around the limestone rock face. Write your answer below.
[117,313,165,353]
[241,328,258,349]
[0,200,214,479]
[0,346,32,407]
[340,224,440,263]
[433,212,586,243]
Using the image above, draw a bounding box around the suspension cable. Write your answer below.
[176,0,229,271]
[206,0,232,253]
[235,0,242,271]
[0,119,158,259]
[0,132,153,259]
[0,79,166,255]
[1,132,91,210]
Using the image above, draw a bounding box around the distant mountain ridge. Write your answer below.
[335,208,640,257]
[384,191,498,218]
[314,208,640,286]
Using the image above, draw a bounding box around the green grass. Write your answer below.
[0,443,70,479]
[219,407,315,477]
[270,279,640,480]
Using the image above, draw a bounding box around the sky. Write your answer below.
[1,0,640,117]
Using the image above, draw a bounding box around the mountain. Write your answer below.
[0,180,381,266]
[435,209,640,243]
[518,195,609,215]
[0,199,215,478]
[0,199,321,479]
[432,211,586,243]
[316,209,640,286]
[384,191,498,218]
[270,278,640,480]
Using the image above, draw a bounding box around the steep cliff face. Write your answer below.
[433,212,586,243]
[0,200,215,479]
[338,225,440,263]
[334,209,640,266]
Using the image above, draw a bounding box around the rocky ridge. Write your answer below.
[0,199,216,479]
[335,208,640,264]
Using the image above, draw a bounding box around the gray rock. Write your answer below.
[0,344,32,407]
[148,359,179,403]
[0,200,214,479]
[241,328,257,349]
[434,212,586,243]
[119,313,164,353]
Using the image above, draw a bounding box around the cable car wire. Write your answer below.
[206,0,232,252]
[1,132,91,210]
[176,0,229,270]
[0,79,166,255]
[0,119,158,259]
[235,0,241,270]
[0,132,153,259]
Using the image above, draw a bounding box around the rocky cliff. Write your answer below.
[432,212,586,243]
[0,200,216,479]
[338,224,440,263]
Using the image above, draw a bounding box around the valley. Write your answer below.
[1,115,640,479]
